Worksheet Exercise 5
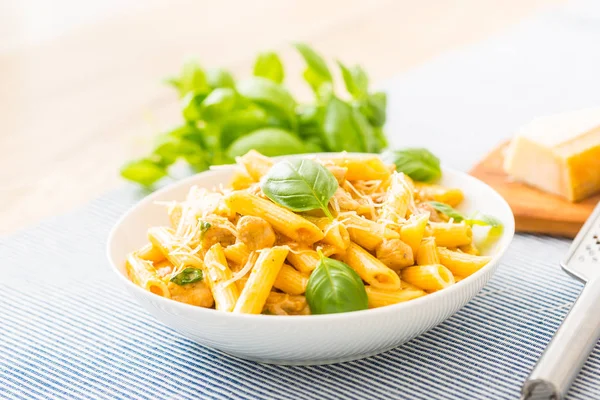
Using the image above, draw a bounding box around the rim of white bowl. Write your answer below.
[107,154,515,322]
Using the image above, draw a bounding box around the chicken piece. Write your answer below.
[375,239,414,270]
[263,292,310,315]
[167,281,214,308]
[200,216,237,249]
[236,216,276,251]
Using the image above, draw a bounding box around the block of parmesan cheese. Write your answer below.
[503,107,600,202]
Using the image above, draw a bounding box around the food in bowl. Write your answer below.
[125,150,503,316]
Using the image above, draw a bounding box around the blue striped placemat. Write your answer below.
[0,190,598,400]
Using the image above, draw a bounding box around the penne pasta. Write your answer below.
[365,285,426,308]
[223,242,250,266]
[342,243,401,290]
[273,263,309,295]
[379,172,413,223]
[225,192,324,244]
[401,264,455,292]
[437,247,492,276]
[234,246,289,314]
[229,169,255,190]
[204,243,240,312]
[236,150,273,181]
[416,237,440,266]
[343,213,399,251]
[127,151,504,315]
[304,216,350,251]
[137,243,166,263]
[325,156,391,181]
[126,252,171,298]
[286,249,320,274]
[429,222,472,247]
[414,182,464,207]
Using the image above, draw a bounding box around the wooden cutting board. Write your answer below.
[469,142,600,238]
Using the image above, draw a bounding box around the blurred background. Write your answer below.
[0,0,562,235]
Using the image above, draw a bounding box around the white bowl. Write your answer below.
[107,157,515,365]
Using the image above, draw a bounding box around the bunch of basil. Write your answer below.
[121,43,388,187]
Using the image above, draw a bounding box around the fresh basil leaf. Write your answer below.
[181,91,208,121]
[466,212,504,251]
[322,97,365,152]
[227,128,305,158]
[167,60,210,97]
[351,106,378,153]
[360,92,387,127]
[199,221,212,238]
[170,267,203,285]
[382,148,441,182]
[429,201,465,222]
[373,126,388,150]
[236,77,297,128]
[306,256,368,314]
[200,88,237,120]
[120,159,167,187]
[261,158,338,218]
[294,43,332,95]
[253,52,284,84]
[206,68,235,89]
[338,61,368,99]
[221,108,270,148]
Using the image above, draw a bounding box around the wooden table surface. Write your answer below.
[0,0,562,236]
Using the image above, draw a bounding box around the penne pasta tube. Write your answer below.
[234,246,289,314]
[223,242,250,266]
[126,252,171,298]
[224,192,324,244]
[414,182,464,207]
[379,172,413,223]
[304,216,350,251]
[401,264,455,292]
[400,213,429,255]
[137,243,166,263]
[236,150,273,181]
[286,249,320,274]
[147,227,205,270]
[229,169,255,190]
[365,286,426,308]
[273,263,309,295]
[458,242,479,256]
[204,243,240,312]
[416,237,440,266]
[324,156,391,181]
[437,247,492,277]
[343,213,399,251]
[429,222,472,247]
[342,243,401,290]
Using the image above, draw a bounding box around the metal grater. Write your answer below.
[522,202,600,400]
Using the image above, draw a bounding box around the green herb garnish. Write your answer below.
[382,148,442,182]
[170,267,203,285]
[305,255,368,315]
[120,43,389,188]
[261,159,338,219]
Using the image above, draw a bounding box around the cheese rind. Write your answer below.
[503,108,600,202]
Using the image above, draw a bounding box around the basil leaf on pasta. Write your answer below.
[429,201,465,222]
[170,268,203,285]
[261,158,338,218]
[382,148,441,182]
[306,256,368,315]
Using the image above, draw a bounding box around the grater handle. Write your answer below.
[521,278,600,400]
